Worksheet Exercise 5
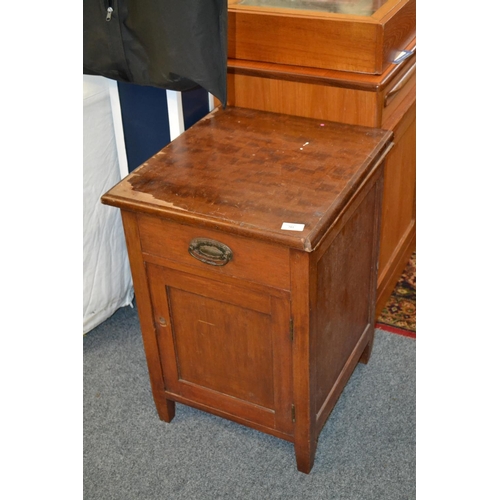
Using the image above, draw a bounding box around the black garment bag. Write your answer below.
[83,0,227,105]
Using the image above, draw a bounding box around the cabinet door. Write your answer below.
[146,263,293,436]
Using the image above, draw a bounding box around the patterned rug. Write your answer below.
[376,252,416,338]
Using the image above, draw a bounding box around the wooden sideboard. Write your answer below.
[102,107,393,473]
[227,0,416,315]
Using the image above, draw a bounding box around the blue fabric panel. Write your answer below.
[117,82,170,172]
[182,86,209,130]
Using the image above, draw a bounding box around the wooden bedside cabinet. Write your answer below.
[102,107,393,473]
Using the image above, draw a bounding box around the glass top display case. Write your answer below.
[232,0,389,16]
[227,0,416,74]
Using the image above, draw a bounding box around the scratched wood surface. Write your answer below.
[102,107,392,251]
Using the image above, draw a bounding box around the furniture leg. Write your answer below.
[294,436,317,474]
[156,397,176,423]
[358,329,374,365]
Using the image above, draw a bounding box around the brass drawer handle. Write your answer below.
[384,62,416,108]
[188,238,233,266]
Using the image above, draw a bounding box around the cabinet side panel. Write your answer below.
[313,184,378,416]
[380,0,416,67]
[377,96,416,315]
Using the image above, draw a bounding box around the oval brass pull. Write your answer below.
[188,238,233,266]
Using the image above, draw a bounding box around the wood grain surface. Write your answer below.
[101,106,391,474]
[102,107,393,252]
[228,0,416,74]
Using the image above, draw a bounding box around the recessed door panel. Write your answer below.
[168,287,275,408]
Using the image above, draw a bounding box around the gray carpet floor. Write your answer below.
[84,305,415,500]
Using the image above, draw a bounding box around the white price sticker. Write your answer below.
[281,222,305,232]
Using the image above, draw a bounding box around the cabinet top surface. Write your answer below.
[102,107,392,251]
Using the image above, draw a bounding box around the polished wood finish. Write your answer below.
[227,40,416,317]
[104,107,392,250]
[228,0,416,74]
[227,40,416,126]
[377,85,416,312]
[136,215,290,289]
[102,107,393,473]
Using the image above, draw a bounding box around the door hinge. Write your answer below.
[291,404,296,423]
[290,318,294,342]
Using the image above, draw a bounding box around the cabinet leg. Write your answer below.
[294,438,317,474]
[155,397,176,423]
[358,331,374,365]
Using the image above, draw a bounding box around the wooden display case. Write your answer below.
[228,0,416,74]
[102,107,393,473]
[227,1,416,316]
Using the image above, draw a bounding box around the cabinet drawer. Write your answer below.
[136,214,290,290]
[382,62,416,125]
